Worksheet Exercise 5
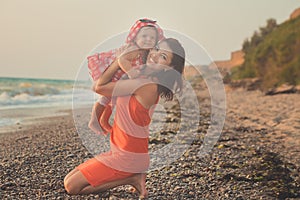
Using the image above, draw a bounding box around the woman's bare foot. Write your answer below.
[128,173,148,199]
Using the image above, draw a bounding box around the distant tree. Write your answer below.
[231,15,300,90]
[260,18,277,37]
[266,18,277,30]
[242,38,251,53]
[251,31,263,47]
[243,18,277,52]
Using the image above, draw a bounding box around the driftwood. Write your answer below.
[265,84,297,95]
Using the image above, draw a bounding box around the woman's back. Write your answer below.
[112,95,154,153]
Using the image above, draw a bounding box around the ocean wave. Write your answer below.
[0,87,95,108]
[0,77,94,109]
[0,91,68,106]
[0,84,61,100]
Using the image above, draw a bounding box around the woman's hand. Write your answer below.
[127,68,141,79]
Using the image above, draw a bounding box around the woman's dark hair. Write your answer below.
[155,38,185,101]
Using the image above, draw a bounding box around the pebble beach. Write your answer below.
[1,79,300,199]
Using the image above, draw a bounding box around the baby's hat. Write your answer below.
[126,18,164,44]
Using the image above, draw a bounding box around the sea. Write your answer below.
[0,76,175,135]
[0,77,94,128]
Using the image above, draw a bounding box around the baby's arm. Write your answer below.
[118,47,141,79]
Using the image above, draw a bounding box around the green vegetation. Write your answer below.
[231,16,300,90]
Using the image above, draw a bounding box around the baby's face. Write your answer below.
[135,26,157,49]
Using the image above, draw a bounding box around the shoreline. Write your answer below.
[1,86,299,199]
[0,104,91,135]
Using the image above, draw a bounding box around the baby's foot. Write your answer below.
[88,119,107,135]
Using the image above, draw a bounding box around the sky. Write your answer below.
[1,0,300,80]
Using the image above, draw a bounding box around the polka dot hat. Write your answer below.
[126,18,165,44]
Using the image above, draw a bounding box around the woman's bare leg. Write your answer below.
[64,168,79,183]
[64,169,147,198]
[64,169,90,195]
[80,173,148,198]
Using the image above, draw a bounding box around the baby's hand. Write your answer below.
[116,44,138,58]
[116,45,128,58]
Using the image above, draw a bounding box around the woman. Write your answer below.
[64,38,185,198]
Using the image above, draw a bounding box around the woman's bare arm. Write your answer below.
[94,57,154,97]
[95,59,120,86]
[95,77,156,97]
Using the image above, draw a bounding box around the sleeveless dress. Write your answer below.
[77,95,157,187]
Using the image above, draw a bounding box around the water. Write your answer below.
[0,77,94,127]
[0,77,94,108]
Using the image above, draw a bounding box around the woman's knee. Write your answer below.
[64,169,89,195]
[64,175,75,194]
[64,177,81,195]
[64,170,78,194]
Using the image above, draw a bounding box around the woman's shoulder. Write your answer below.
[134,83,158,108]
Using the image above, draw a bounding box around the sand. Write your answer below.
[1,82,299,199]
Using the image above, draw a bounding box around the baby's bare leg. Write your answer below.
[88,102,106,134]
[100,105,112,133]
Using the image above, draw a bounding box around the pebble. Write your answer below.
[1,79,300,199]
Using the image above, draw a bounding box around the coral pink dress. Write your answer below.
[77,95,157,187]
